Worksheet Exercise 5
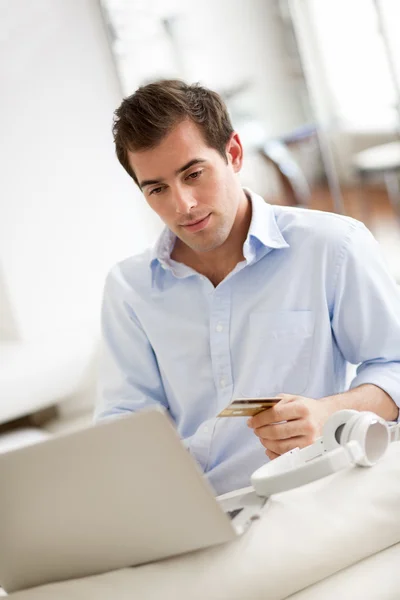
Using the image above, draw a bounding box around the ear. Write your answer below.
[226,132,243,173]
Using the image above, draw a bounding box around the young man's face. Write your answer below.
[127,119,245,253]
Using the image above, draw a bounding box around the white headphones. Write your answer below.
[251,410,400,497]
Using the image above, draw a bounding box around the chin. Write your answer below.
[175,219,231,252]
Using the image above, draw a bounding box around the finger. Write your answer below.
[265,449,280,460]
[256,418,318,442]
[254,419,304,441]
[259,435,307,455]
[275,393,297,403]
[249,398,308,429]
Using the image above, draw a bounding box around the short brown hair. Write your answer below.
[112,79,234,186]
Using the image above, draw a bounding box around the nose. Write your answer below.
[173,187,197,214]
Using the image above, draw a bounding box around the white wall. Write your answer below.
[106,0,307,141]
[0,0,162,344]
[174,0,306,138]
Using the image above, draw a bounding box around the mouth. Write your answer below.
[180,213,211,233]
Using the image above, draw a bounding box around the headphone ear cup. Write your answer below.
[343,411,390,467]
[322,409,359,452]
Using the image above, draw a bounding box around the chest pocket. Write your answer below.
[241,310,314,397]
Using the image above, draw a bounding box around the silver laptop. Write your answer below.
[0,408,265,593]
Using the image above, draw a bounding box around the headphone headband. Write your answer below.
[252,441,363,497]
[251,410,400,497]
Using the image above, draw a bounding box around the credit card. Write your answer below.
[217,397,282,417]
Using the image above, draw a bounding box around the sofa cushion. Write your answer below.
[0,339,94,425]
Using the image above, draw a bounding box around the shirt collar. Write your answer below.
[244,188,289,253]
[150,187,289,273]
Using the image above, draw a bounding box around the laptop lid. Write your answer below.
[0,409,237,593]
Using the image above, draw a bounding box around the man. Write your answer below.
[96,79,400,495]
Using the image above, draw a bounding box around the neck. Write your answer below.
[173,190,252,286]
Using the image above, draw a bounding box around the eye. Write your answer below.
[149,186,165,196]
[186,170,203,181]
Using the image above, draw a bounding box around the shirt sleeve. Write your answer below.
[94,264,169,421]
[331,222,400,413]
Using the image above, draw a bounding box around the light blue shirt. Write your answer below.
[96,190,400,495]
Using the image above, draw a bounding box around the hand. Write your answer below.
[247,394,333,459]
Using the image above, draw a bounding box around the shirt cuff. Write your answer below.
[350,364,400,422]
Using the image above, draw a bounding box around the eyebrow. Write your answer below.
[139,158,207,189]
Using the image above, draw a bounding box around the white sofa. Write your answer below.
[5,441,400,599]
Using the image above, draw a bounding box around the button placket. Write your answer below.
[209,286,233,405]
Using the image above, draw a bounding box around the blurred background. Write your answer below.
[1,0,400,447]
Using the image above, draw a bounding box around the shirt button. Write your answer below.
[216,323,223,332]
[220,378,226,388]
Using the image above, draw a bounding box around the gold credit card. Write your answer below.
[217,397,282,417]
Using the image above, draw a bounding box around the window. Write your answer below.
[307,0,400,131]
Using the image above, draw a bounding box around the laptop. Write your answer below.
[0,408,266,593]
